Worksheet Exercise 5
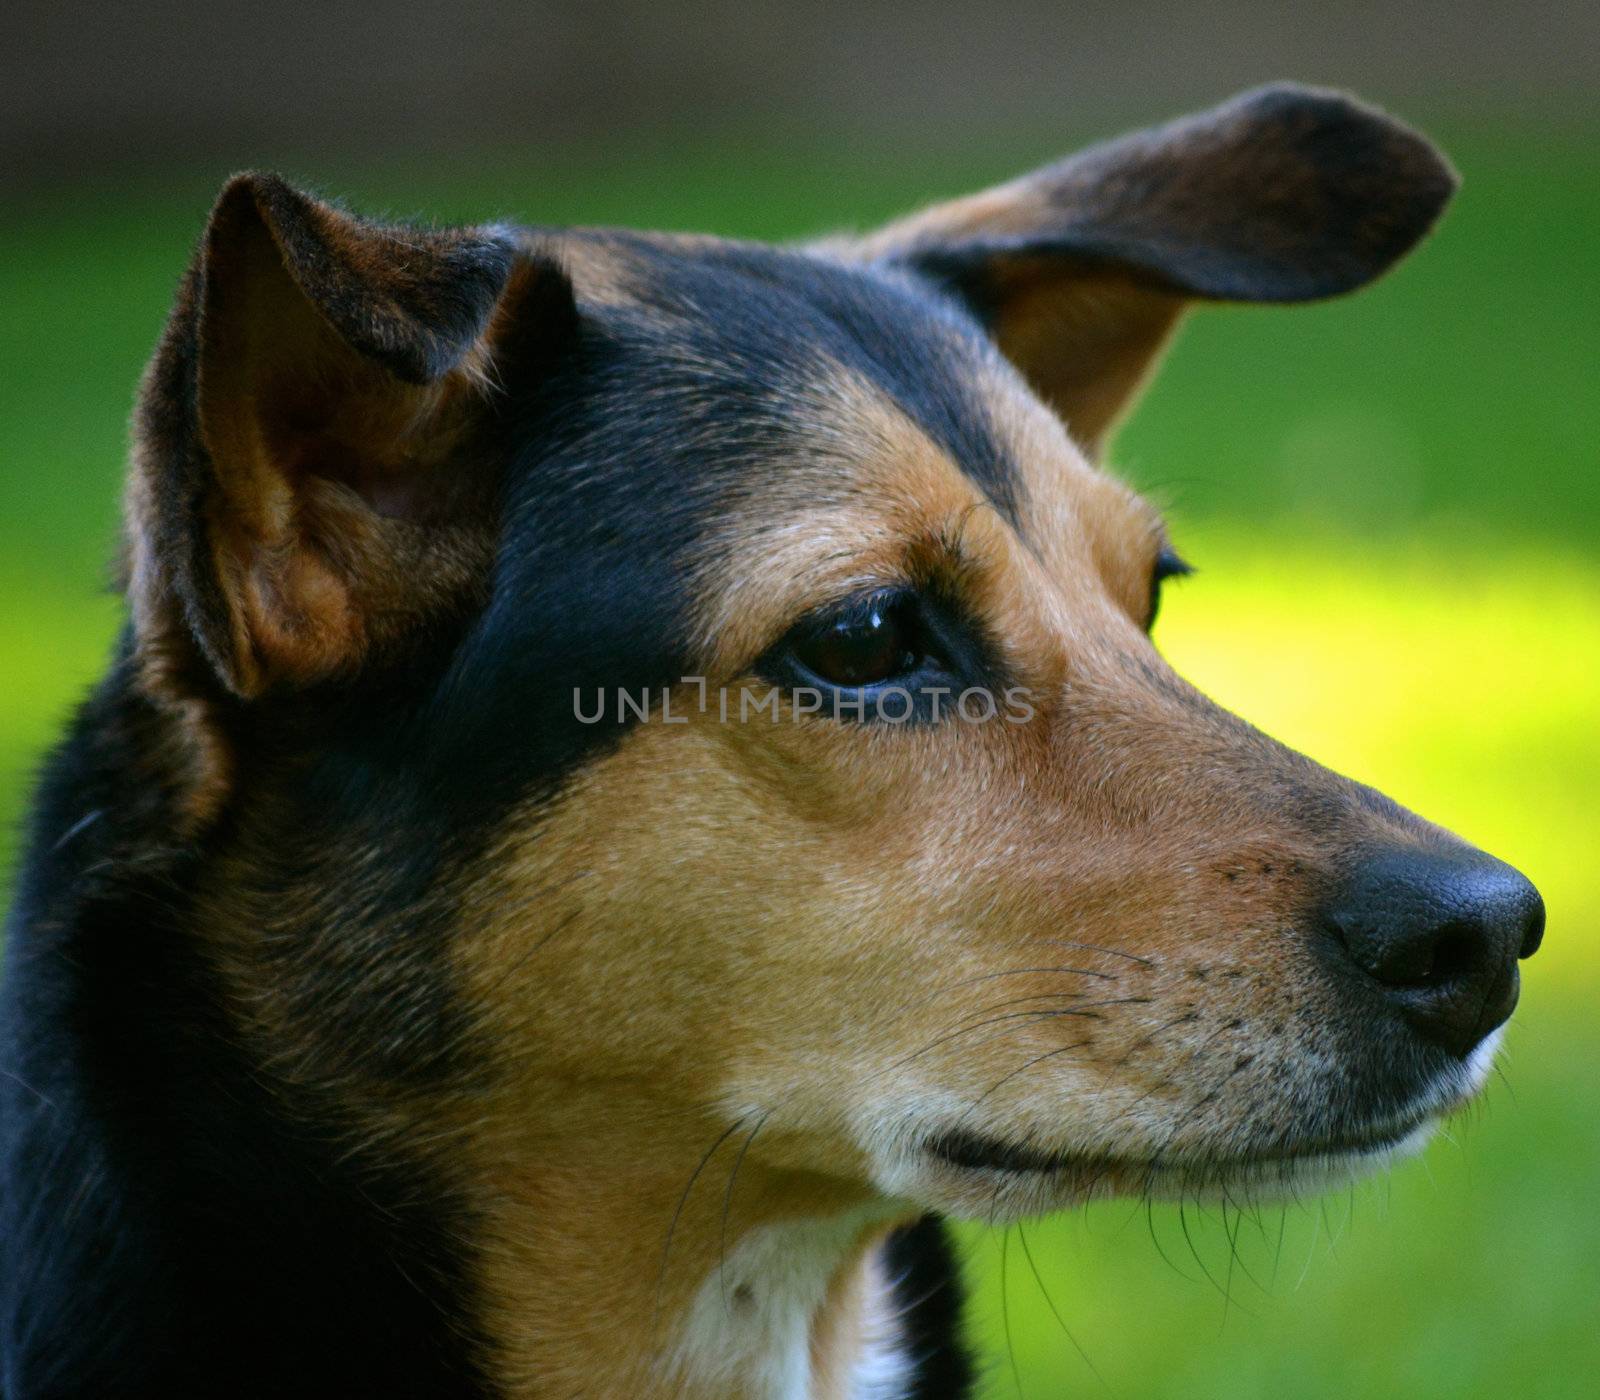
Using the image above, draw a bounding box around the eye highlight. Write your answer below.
[788,591,925,688]
[758,584,995,724]
[1147,546,1193,630]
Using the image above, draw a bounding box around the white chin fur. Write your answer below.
[1464,1024,1507,1093]
[871,1030,1507,1223]
[885,1123,1440,1224]
[1139,1120,1439,1206]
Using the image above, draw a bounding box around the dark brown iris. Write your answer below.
[792,597,920,686]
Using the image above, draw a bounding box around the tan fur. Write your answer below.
[841,177,1058,254]
[164,264,1458,1400]
[125,174,519,702]
[428,358,1427,1394]
[121,92,1476,1394]
[194,277,501,693]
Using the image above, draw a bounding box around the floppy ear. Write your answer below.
[127,172,575,698]
[847,83,1457,455]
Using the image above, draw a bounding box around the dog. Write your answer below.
[0,83,1544,1398]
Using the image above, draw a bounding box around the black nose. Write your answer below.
[1318,849,1544,1058]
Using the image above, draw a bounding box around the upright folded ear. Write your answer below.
[845,83,1457,456]
[127,173,574,698]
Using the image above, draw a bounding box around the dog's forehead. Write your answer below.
[441,227,1146,810]
[543,227,1044,519]
[553,228,1155,594]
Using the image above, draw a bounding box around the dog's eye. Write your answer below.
[1147,547,1193,630]
[790,594,923,687]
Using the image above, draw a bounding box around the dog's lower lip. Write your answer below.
[925,1124,1423,1177]
[928,1129,1081,1175]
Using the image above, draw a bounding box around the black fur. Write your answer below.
[883,1217,977,1399]
[1,86,1456,1389]
[0,646,493,1398]
[0,225,1010,1398]
[422,230,1027,819]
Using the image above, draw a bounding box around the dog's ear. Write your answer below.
[845,84,1456,455]
[127,173,575,698]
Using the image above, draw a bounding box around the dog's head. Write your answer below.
[126,84,1540,1239]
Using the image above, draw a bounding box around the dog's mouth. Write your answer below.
[919,1026,1508,1198]
[897,1033,1503,1210]
[923,1119,1435,1196]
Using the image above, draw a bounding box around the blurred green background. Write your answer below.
[3,4,1596,1396]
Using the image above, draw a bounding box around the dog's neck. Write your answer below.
[1,671,941,1397]
[463,1101,916,1398]
[2,847,916,1398]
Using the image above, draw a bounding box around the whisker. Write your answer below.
[1037,938,1158,968]
[719,1111,771,1313]
[1018,1219,1108,1390]
[1491,1060,1519,1104]
[889,964,1119,1018]
[1178,1199,1228,1301]
[1217,1197,1264,1314]
[887,1005,1108,1072]
[1270,1204,1289,1291]
[1145,1198,1197,1283]
[1000,1226,1025,1400]
[960,965,1119,985]
[1318,1197,1340,1262]
[653,1116,747,1323]
[1108,1012,1200,1073]
[949,996,1152,1041]
[1217,1199,1259,1328]
[961,1041,1096,1120]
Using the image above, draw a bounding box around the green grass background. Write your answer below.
[2,122,1595,1396]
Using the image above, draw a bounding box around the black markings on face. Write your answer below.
[419,234,1030,821]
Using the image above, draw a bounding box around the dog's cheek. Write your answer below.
[449,715,1019,1154]
[449,674,1358,1176]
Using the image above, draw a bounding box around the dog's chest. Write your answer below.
[668,1208,915,1400]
